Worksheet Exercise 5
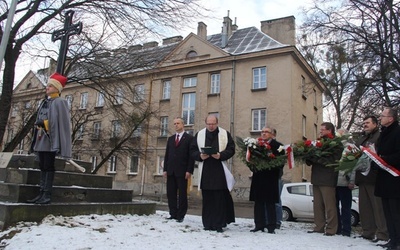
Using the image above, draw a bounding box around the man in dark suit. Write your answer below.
[249,126,284,234]
[374,107,400,250]
[163,117,195,223]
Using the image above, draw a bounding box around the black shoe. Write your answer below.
[377,240,392,248]
[324,233,334,236]
[250,227,265,233]
[307,230,323,234]
[204,227,212,231]
[276,224,281,229]
[176,218,184,223]
[268,230,275,234]
[166,216,176,220]
[216,228,223,233]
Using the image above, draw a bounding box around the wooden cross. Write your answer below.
[51,10,83,75]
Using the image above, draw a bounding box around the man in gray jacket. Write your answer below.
[350,116,388,242]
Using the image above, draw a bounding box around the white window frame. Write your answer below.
[111,120,121,138]
[252,67,267,89]
[182,93,196,125]
[183,76,197,88]
[160,116,168,136]
[108,155,117,173]
[210,73,220,94]
[252,108,266,131]
[79,92,88,109]
[301,75,307,98]
[65,95,73,110]
[114,87,123,105]
[96,91,105,107]
[162,80,171,99]
[128,155,139,174]
[77,124,85,140]
[302,115,307,138]
[134,84,145,103]
[93,122,101,139]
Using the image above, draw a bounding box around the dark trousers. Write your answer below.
[381,197,400,246]
[254,201,276,232]
[202,189,227,229]
[38,151,56,172]
[336,186,352,236]
[166,175,188,219]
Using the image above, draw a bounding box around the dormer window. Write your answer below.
[186,50,197,59]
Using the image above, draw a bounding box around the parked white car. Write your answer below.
[281,182,360,226]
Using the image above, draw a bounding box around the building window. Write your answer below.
[79,92,88,109]
[96,91,105,107]
[93,122,101,139]
[11,105,18,117]
[301,75,307,99]
[91,156,97,172]
[160,116,168,136]
[186,50,198,59]
[183,76,197,88]
[65,95,73,109]
[114,87,123,105]
[129,156,139,174]
[108,155,117,173]
[134,84,145,103]
[157,156,164,175]
[111,120,121,138]
[182,93,196,125]
[25,101,31,109]
[77,124,85,140]
[210,73,220,94]
[302,115,307,139]
[252,109,266,131]
[313,88,317,109]
[162,80,171,100]
[252,67,267,89]
[132,124,142,137]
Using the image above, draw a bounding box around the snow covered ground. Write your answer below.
[0,210,384,250]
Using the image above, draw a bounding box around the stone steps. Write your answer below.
[0,155,156,231]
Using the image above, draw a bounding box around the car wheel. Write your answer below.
[351,210,359,226]
[282,207,293,221]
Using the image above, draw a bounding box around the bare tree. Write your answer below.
[298,0,400,130]
[0,0,206,149]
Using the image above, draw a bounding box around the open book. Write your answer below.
[201,146,218,155]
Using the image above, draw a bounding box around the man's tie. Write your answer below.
[175,134,179,146]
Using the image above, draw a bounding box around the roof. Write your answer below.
[208,26,287,55]
[69,26,288,79]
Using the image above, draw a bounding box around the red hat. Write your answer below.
[48,72,68,92]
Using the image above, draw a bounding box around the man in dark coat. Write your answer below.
[190,115,235,233]
[374,107,400,250]
[307,122,342,236]
[349,115,388,241]
[163,117,195,222]
[249,126,284,234]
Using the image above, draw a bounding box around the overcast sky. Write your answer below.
[13,0,315,83]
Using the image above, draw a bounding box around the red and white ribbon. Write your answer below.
[284,145,294,169]
[361,146,400,177]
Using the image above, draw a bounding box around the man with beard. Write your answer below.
[190,115,235,233]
